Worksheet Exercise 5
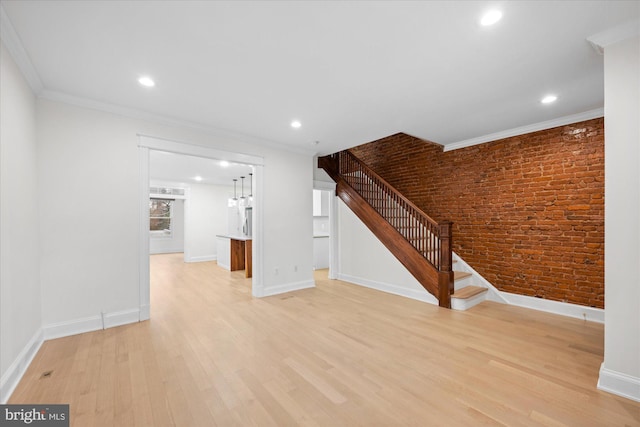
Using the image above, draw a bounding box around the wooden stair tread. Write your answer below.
[451,286,488,299]
[454,271,472,281]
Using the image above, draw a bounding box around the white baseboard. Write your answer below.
[104,309,140,329]
[2,309,141,403]
[185,255,216,263]
[43,308,141,340]
[337,273,438,305]
[150,248,184,255]
[451,291,487,311]
[598,363,640,402]
[139,304,150,321]
[43,315,103,340]
[0,329,44,404]
[260,280,315,297]
[500,292,604,323]
[452,252,508,304]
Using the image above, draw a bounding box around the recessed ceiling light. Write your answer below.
[541,95,558,104]
[219,160,229,167]
[138,76,155,87]
[480,10,502,26]
[290,120,302,129]
[194,176,203,182]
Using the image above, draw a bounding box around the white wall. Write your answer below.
[260,155,314,292]
[313,155,333,182]
[0,42,42,401]
[599,34,640,401]
[184,183,230,262]
[337,199,438,305]
[36,97,314,327]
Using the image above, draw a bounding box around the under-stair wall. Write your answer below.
[319,151,454,307]
[349,119,605,309]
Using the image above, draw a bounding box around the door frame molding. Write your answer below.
[137,134,265,320]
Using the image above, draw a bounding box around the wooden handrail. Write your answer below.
[319,151,454,307]
[337,151,451,272]
[343,151,439,225]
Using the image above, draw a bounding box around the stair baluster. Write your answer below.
[319,151,454,308]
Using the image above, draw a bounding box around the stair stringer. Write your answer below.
[451,252,508,305]
[335,180,443,302]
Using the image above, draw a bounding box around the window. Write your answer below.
[149,198,173,237]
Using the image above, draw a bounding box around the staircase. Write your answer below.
[319,150,489,309]
[319,150,489,310]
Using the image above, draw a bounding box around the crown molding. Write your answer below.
[587,19,640,55]
[0,4,43,94]
[443,108,604,152]
[39,89,317,156]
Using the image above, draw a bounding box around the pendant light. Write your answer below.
[249,173,253,197]
[228,178,238,207]
[240,176,246,199]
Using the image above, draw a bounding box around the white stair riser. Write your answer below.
[451,291,487,311]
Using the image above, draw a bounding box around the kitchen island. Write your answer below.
[216,235,252,278]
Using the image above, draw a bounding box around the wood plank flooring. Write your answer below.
[9,253,640,426]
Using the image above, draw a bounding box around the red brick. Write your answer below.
[349,118,604,308]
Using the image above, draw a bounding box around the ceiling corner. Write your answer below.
[0,4,44,94]
[587,19,640,54]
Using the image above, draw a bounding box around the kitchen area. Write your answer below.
[217,175,254,277]
[313,189,331,270]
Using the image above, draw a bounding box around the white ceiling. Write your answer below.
[149,150,253,188]
[2,1,638,155]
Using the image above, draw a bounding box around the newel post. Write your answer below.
[437,220,454,308]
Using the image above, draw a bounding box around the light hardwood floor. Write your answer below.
[10,253,640,426]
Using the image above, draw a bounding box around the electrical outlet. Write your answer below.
[294,265,298,272]
[274,268,278,275]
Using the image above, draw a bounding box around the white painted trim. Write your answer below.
[149,248,184,255]
[139,304,150,322]
[182,186,193,264]
[444,109,604,152]
[217,261,230,270]
[0,329,44,404]
[261,280,315,297]
[103,309,141,329]
[500,292,604,323]
[0,5,44,94]
[138,134,264,166]
[43,315,102,340]
[598,363,640,402]
[43,308,141,340]
[337,273,438,305]
[452,252,508,304]
[587,19,640,54]
[139,136,265,302]
[451,290,487,311]
[251,165,265,297]
[452,253,603,321]
[185,255,217,263]
[139,146,151,321]
[313,179,336,191]
[40,90,316,155]
[329,189,339,280]
[313,180,338,279]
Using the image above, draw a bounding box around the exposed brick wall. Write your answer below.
[349,118,604,308]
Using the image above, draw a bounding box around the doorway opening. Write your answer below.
[313,181,337,280]
[138,135,265,321]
